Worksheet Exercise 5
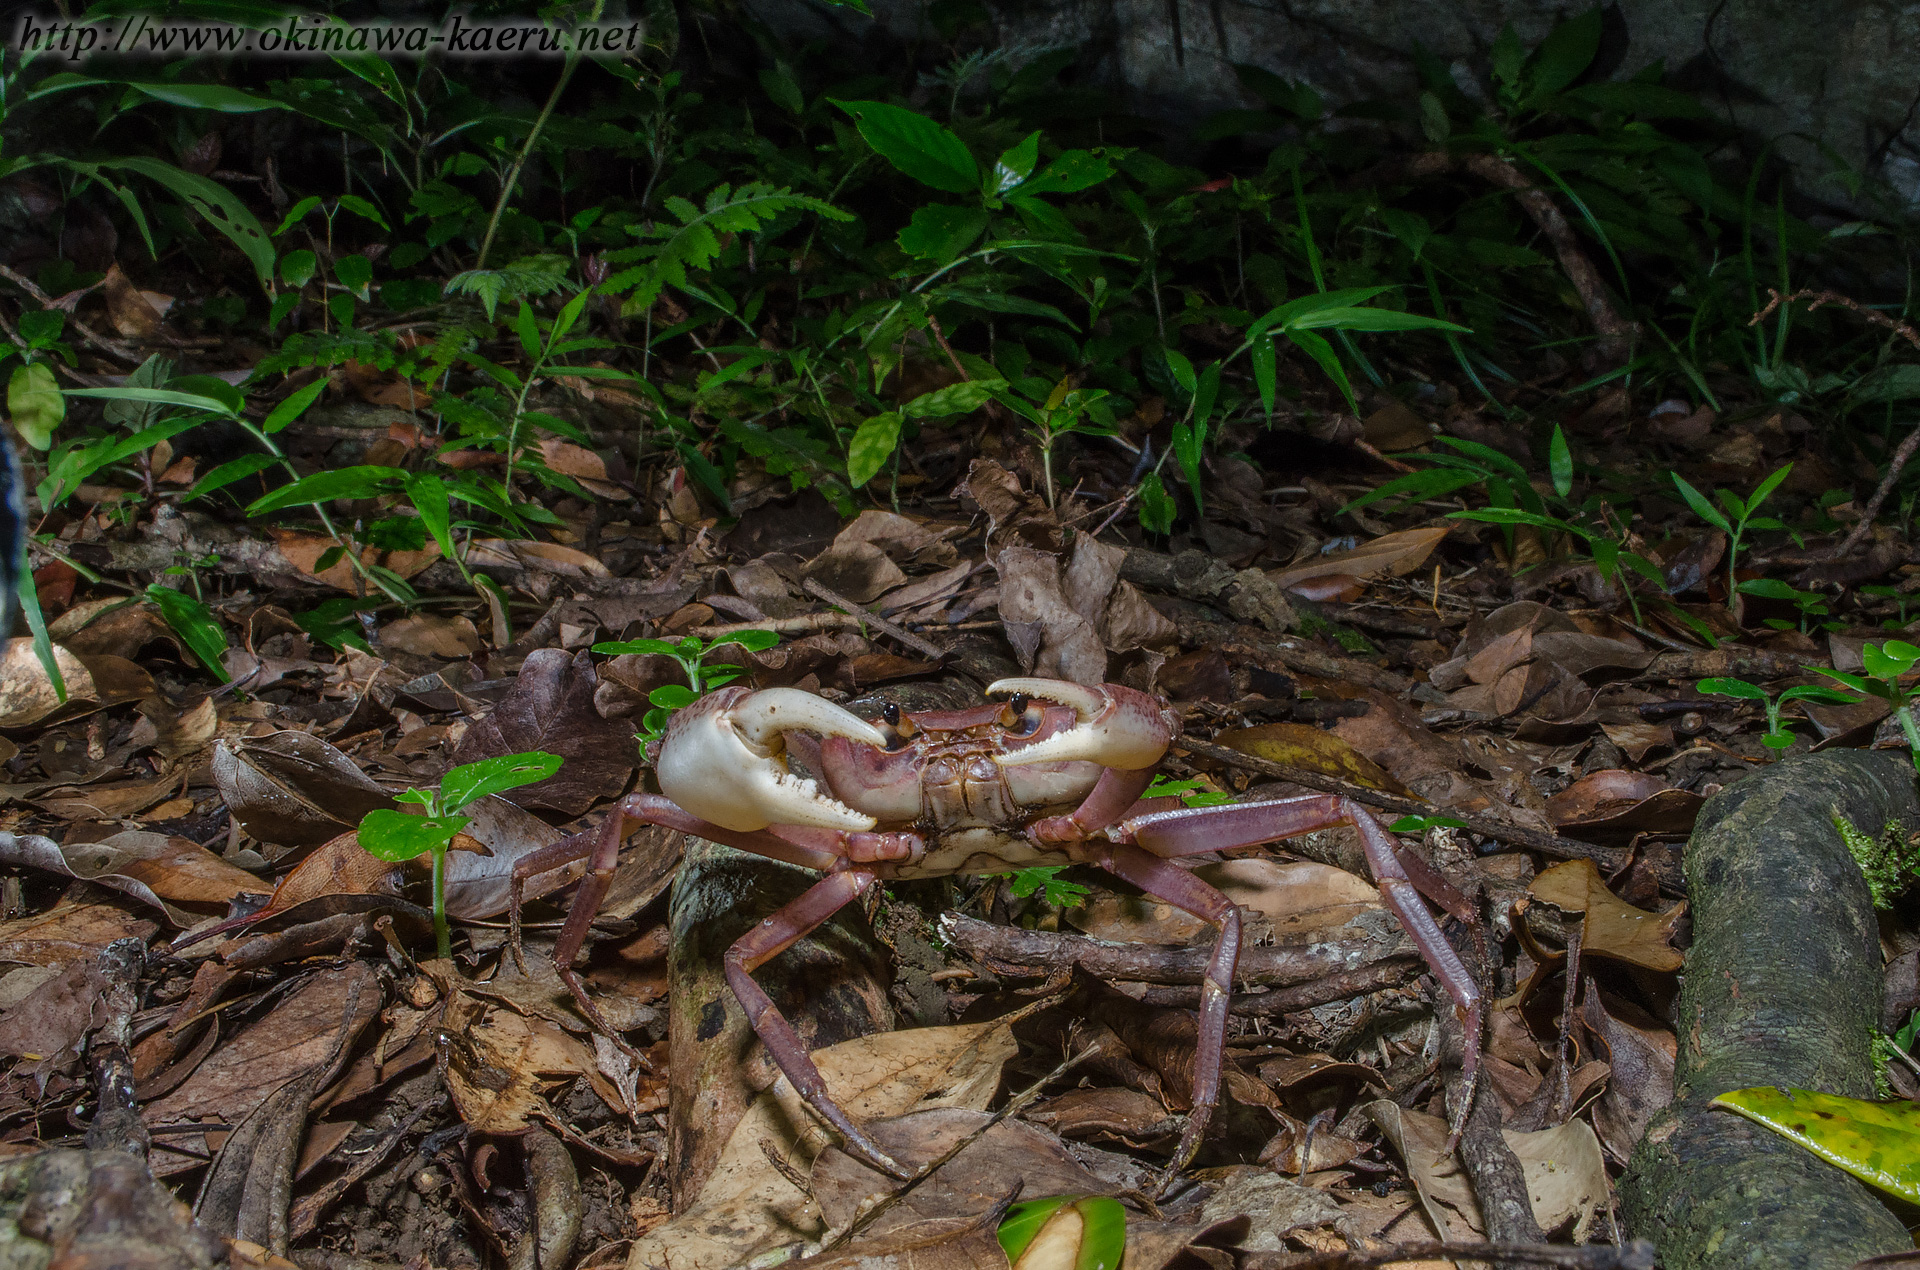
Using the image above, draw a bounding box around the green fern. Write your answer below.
[444,254,574,321]
[603,183,851,310]
[252,328,401,379]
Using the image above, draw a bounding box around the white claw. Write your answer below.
[989,679,1172,772]
[656,689,884,834]
[988,677,1105,721]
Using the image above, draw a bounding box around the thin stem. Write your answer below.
[431,845,451,960]
[476,12,595,269]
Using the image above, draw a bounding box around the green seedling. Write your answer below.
[1389,814,1470,834]
[1860,585,1917,631]
[358,751,563,958]
[1142,775,1235,806]
[1669,463,1792,619]
[1813,640,1920,772]
[1696,677,1858,752]
[1005,866,1092,909]
[1735,577,1838,634]
[592,630,782,746]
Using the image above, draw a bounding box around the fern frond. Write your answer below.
[603,182,850,310]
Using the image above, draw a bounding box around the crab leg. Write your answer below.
[1116,795,1485,1134]
[721,867,913,1180]
[1094,841,1241,1183]
[507,793,917,1042]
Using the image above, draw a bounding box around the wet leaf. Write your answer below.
[1211,722,1415,796]
[1711,1087,1920,1203]
[447,649,636,815]
[211,732,396,848]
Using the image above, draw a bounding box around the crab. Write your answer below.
[508,678,1482,1185]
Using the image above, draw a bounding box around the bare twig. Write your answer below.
[1174,736,1629,870]
[1239,1240,1656,1269]
[0,262,141,364]
[801,576,950,661]
[816,1045,1096,1254]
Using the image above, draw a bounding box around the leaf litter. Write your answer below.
[4,387,1899,1270]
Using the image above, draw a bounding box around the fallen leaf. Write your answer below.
[377,612,483,657]
[448,649,636,816]
[1211,723,1415,796]
[631,1020,1016,1270]
[0,900,158,967]
[1530,858,1685,972]
[0,830,257,927]
[212,732,396,848]
[1709,1086,1920,1204]
[1270,526,1450,590]
[145,961,382,1176]
[271,528,439,590]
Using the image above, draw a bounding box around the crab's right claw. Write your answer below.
[654,687,889,833]
[989,678,1176,772]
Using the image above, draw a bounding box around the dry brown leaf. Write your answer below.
[377,612,483,657]
[447,649,636,816]
[0,900,157,967]
[212,732,395,848]
[1211,723,1416,796]
[146,961,382,1176]
[270,528,439,590]
[539,438,627,498]
[465,538,613,579]
[1580,982,1676,1160]
[805,541,909,603]
[102,263,171,339]
[1270,526,1450,590]
[1544,769,1702,837]
[629,1020,1016,1270]
[1530,858,1685,972]
[0,829,256,927]
[1363,1100,1608,1241]
[442,983,599,1133]
[1075,859,1382,946]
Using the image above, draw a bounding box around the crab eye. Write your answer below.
[882,702,901,727]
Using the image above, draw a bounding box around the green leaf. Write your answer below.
[1711,1087,1920,1204]
[992,131,1041,195]
[335,253,374,298]
[1697,677,1768,702]
[280,249,317,288]
[1017,151,1115,196]
[897,204,989,263]
[650,684,696,709]
[246,465,406,515]
[144,585,230,681]
[829,99,979,194]
[1815,667,1875,694]
[1161,348,1197,396]
[7,363,63,450]
[96,156,275,290]
[904,379,1005,418]
[37,77,285,113]
[592,638,681,657]
[1249,333,1277,417]
[1863,641,1920,680]
[848,411,904,486]
[759,62,806,114]
[1670,473,1732,533]
[1746,463,1794,515]
[357,808,467,862]
[439,751,564,812]
[999,1197,1126,1270]
[1283,328,1357,413]
[1778,685,1864,706]
[263,378,327,434]
[64,386,236,417]
[1549,424,1573,499]
[1525,7,1603,101]
[1137,470,1175,534]
[404,470,456,566]
[1418,92,1450,144]
[182,453,278,502]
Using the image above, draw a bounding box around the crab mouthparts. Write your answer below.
[986,678,1172,772]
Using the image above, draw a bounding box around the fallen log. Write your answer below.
[1619,750,1914,1268]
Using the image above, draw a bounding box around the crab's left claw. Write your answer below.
[988,678,1176,771]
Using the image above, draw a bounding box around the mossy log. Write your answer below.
[1619,750,1914,1268]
